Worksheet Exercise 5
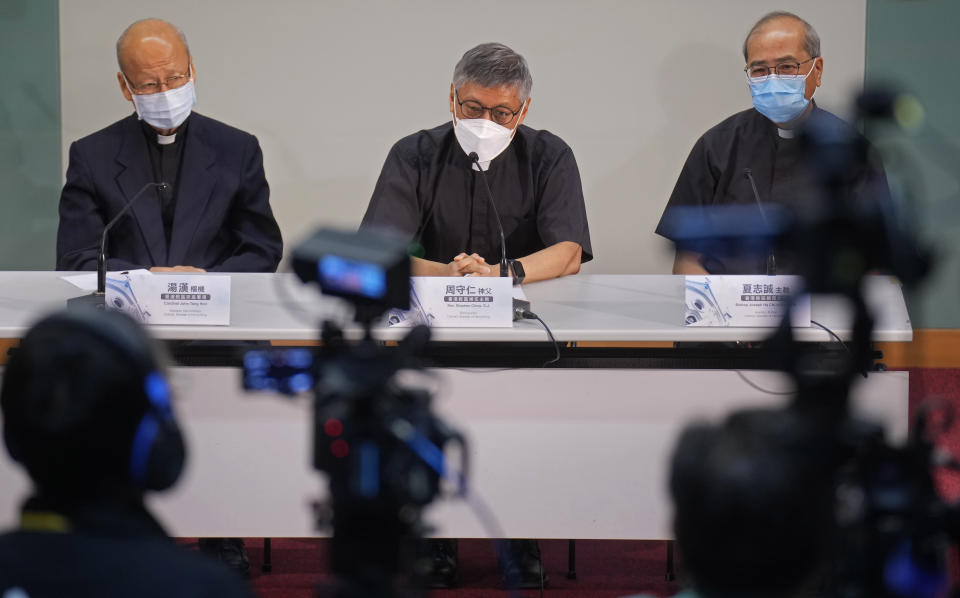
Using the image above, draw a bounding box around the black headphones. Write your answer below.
[3,309,186,491]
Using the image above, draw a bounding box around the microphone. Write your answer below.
[468,152,531,321]
[743,168,777,276]
[468,152,510,279]
[69,181,168,310]
[98,182,168,293]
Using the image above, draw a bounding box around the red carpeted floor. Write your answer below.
[180,538,680,598]
[905,368,960,500]
[180,367,960,597]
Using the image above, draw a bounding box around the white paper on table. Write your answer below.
[60,273,98,291]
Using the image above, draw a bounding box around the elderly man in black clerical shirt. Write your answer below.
[56,18,282,274]
[362,42,591,588]
[361,42,592,286]
[656,12,888,275]
[0,310,255,598]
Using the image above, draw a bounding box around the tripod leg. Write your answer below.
[567,539,577,580]
[262,538,273,573]
[665,540,676,581]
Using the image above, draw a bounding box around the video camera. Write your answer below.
[665,88,960,598]
[244,227,466,597]
[290,227,412,327]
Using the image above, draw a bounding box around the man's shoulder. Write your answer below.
[71,113,138,152]
[391,122,453,157]
[189,112,258,145]
[701,104,860,142]
[0,530,251,596]
[517,124,572,151]
[515,125,575,169]
[130,537,252,595]
[71,112,257,152]
[808,105,864,138]
[701,107,768,141]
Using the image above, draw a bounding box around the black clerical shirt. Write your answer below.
[361,122,593,265]
[140,116,189,247]
[656,105,887,274]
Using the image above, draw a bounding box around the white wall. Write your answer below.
[59,0,866,274]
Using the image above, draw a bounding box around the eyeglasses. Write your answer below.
[744,57,817,80]
[125,66,192,95]
[455,92,524,126]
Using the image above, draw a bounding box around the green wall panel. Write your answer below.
[866,0,960,329]
[0,0,60,270]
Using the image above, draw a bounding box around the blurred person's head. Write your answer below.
[670,408,832,598]
[1,309,185,500]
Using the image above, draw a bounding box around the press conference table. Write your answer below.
[0,271,912,342]
[0,272,912,539]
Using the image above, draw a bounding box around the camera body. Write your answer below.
[245,227,465,596]
[292,227,411,324]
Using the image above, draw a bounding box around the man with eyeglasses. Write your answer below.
[656,11,887,275]
[56,18,282,275]
[55,17,283,576]
[360,42,592,286]
[361,43,590,588]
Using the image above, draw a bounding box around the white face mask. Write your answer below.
[452,97,526,169]
[125,77,197,131]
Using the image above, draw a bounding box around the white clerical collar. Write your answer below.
[471,160,492,172]
[776,101,815,138]
[157,133,177,145]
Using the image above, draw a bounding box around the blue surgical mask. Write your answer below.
[748,59,818,124]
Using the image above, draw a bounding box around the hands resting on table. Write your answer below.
[150,266,207,273]
[409,241,583,283]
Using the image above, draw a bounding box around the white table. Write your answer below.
[0,272,913,342]
[0,272,913,539]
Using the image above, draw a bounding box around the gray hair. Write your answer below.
[116,18,191,73]
[742,11,820,62]
[453,43,533,101]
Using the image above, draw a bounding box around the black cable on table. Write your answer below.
[522,310,561,367]
[811,319,849,351]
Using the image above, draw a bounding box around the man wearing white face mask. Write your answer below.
[56,18,282,275]
[362,43,590,588]
[656,11,889,275]
[361,42,592,285]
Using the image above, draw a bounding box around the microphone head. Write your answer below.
[743,168,752,178]
[158,182,170,192]
[468,152,480,163]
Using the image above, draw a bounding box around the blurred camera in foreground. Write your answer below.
[292,227,411,323]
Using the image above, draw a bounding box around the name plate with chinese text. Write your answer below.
[684,275,810,327]
[386,277,512,328]
[105,269,231,326]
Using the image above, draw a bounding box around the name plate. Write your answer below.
[684,275,810,327]
[105,269,231,326]
[387,277,512,328]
